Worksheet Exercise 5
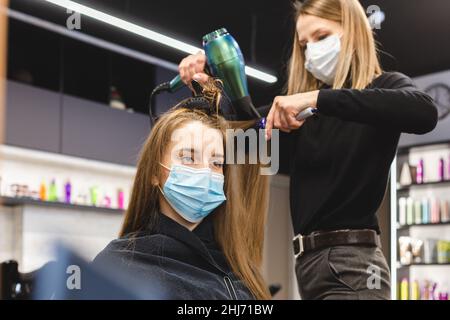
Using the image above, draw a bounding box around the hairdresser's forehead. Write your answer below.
[296,14,334,41]
[170,120,223,154]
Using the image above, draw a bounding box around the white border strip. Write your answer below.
[390,157,397,300]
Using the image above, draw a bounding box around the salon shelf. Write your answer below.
[397,222,450,230]
[397,140,450,154]
[397,262,450,268]
[0,196,124,214]
[397,180,450,192]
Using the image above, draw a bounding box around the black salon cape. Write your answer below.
[91,214,254,300]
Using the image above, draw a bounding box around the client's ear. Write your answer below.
[151,175,160,187]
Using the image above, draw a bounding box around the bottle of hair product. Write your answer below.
[437,241,447,264]
[407,197,414,225]
[448,154,450,180]
[64,180,71,204]
[421,198,429,224]
[430,197,440,223]
[439,158,445,181]
[48,179,58,202]
[441,200,450,223]
[400,278,409,300]
[90,186,99,206]
[399,162,413,186]
[416,159,424,184]
[422,281,430,300]
[118,189,124,210]
[414,200,422,224]
[439,285,449,300]
[103,195,111,208]
[411,280,420,300]
[430,282,438,300]
[39,181,47,201]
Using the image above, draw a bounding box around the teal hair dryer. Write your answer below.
[150,28,261,122]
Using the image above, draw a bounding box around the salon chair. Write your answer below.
[0,260,56,300]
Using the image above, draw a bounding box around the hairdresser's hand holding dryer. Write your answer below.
[179,0,438,300]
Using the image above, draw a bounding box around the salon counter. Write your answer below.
[0,198,124,273]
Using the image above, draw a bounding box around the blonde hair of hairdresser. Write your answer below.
[287,0,382,93]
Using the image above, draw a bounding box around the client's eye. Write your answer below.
[180,155,195,164]
[211,160,224,169]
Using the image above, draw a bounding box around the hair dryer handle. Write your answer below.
[169,75,185,93]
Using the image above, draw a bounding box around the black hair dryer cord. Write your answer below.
[148,82,171,126]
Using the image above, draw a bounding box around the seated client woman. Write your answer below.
[92,79,270,300]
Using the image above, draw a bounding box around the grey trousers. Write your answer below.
[295,245,391,300]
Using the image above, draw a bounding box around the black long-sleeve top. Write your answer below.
[285,72,438,235]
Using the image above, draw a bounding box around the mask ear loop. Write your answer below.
[157,162,171,196]
[157,184,165,197]
[159,162,171,171]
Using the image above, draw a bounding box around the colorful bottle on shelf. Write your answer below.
[430,198,440,223]
[64,180,71,204]
[421,198,429,224]
[118,189,124,210]
[438,158,445,181]
[441,200,450,223]
[430,282,437,300]
[39,181,47,201]
[399,162,413,186]
[90,186,99,206]
[414,200,422,224]
[400,278,409,300]
[48,179,58,202]
[406,197,414,225]
[422,281,430,300]
[103,195,111,208]
[448,154,450,180]
[411,280,420,300]
[437,241,447,264]
[416,159,424,184]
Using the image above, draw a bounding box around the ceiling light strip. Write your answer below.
[44,0,277,83]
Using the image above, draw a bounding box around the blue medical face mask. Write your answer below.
[158,163,226,223]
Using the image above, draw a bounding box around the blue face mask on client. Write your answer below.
[159,163,227,223]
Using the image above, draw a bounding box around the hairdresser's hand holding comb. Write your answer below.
[179,51,210,85]
[265,91,319,140]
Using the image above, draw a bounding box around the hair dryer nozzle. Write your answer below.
[232,96,261,120]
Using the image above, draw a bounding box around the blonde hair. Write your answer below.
[287,0,382,94]
[120,79,270,299]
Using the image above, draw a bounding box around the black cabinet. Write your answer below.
[61,95,149,166]
[7,19,61,92]
[5,81,61,153]
[4,80,150,166]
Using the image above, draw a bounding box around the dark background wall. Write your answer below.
[8,0,450,108]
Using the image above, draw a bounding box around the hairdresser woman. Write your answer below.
[178,0,438,300]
